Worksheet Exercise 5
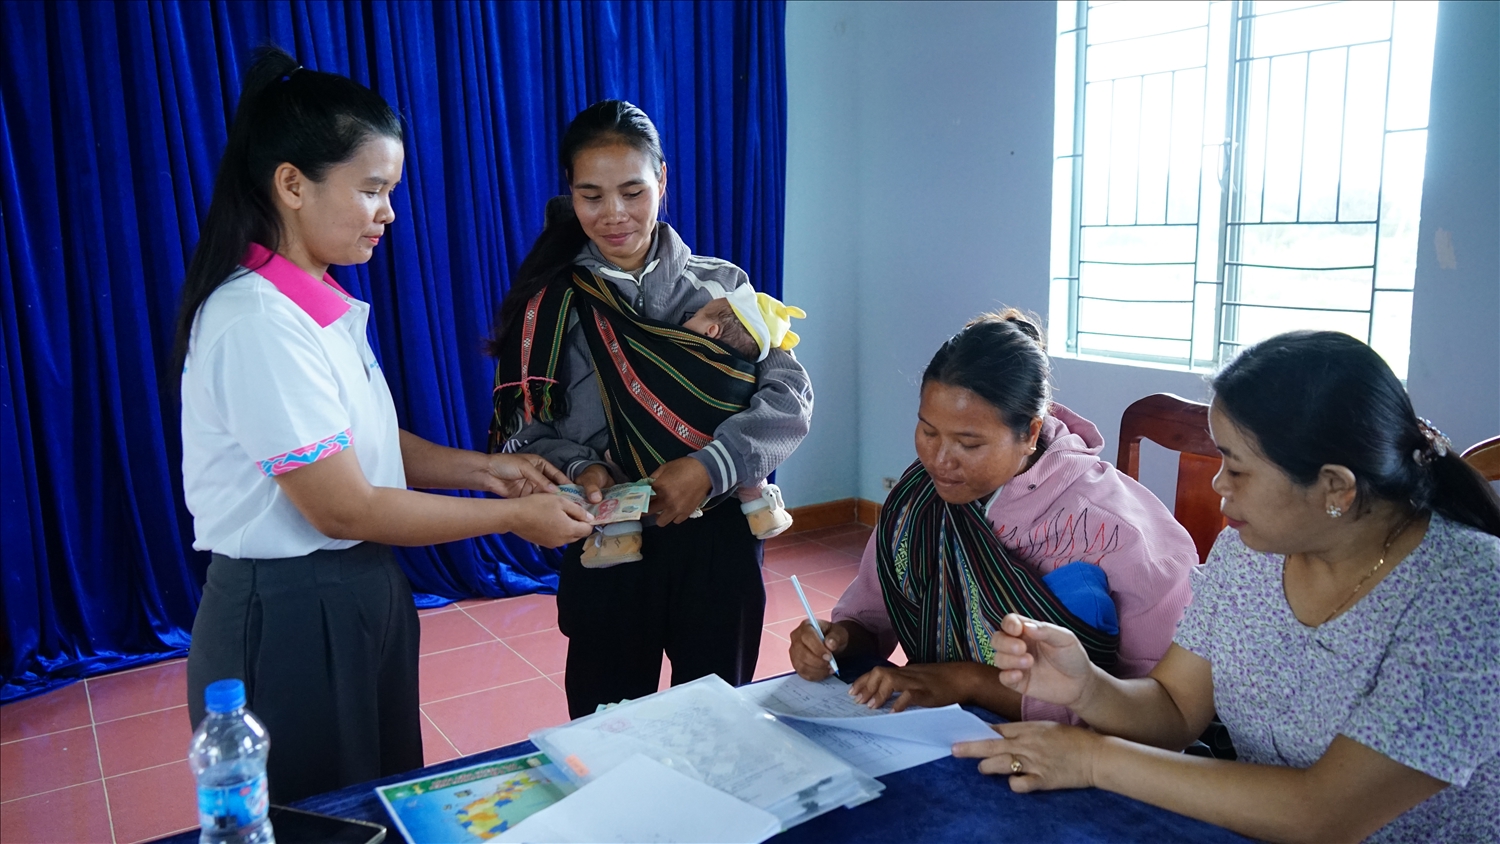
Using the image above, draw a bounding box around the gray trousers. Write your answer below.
[186,543,422,803]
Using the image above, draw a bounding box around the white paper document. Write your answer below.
[740,675,1000,776]
[744,675,1000,744]
[780,719,951,778]
[497,754,781,844]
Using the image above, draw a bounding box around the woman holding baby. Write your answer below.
[490,101,813,718]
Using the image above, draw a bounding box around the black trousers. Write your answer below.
[185,543,423,803]
[557,503,766,718]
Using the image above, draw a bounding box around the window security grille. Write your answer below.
[1049,0,1438,377]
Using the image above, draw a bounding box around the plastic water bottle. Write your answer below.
[188,679,275,844]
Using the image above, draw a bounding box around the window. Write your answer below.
[1049,0,1438,377]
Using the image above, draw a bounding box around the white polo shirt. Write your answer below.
[181,244,406,559]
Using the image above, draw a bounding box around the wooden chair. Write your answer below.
[1461,435,1500,482]
[1116,393,1226,564]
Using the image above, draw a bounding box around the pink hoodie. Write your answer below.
[831,403,1198,724]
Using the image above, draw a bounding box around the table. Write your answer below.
[158,737,1249,843]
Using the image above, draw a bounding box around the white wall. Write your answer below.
[774,1,862,506]
[779,0,1500,509]
[780,0,1057,505]
[1406,0,1500,454]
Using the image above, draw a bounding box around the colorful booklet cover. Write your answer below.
[554,480,654,524]
[375,752,575,843]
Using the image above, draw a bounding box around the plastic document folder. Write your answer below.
[529,675,884,832]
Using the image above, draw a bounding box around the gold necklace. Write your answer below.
[1321,510,1421,624]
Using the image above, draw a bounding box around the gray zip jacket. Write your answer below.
[502,222,814,498]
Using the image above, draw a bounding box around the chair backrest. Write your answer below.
[1462,435,1500,482]
[1116,393,1226,564]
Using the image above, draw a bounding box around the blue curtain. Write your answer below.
[0,0,786,702]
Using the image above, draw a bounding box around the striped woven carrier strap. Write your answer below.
[875,460,1120,670]
[569,268,757,479]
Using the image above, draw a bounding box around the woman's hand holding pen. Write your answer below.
[790,619,849,681]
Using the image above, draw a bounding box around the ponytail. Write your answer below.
[1427,451,1500,538]
[487,196,589,356]
[171,45,401,378]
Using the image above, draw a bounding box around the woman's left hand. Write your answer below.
[481,454,570,498]
[848,662,994,712]
[952,721,1102,792]
[647,457,712,524]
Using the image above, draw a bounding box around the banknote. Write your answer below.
[555,480,655,524]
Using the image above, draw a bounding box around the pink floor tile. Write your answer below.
[0,725,101,802]
[462,594,559,639]
[763,617,808,643]
[795,564,860,601]
[761,544,860,580]
[503,627,569,676]
[419,609,499,656]
[761,565,787,584]
[422,678,570,756]
[753,632,795,681]
[86,660,188,724]
[95,706,192,777]
[0,681,91,743]
[763,533,811,551]
[418,603,459,617]
[762,578,838,626]
[105,760,198,844]
[810,526,873,556]
[795,524,870,542]
[419,711,462,767]
[659,656,672,691]
[418,641,542,704]
[0,780,113,844]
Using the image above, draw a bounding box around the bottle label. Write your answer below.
[197,774,269,834]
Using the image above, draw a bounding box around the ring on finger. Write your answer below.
[1010,758,1023,775]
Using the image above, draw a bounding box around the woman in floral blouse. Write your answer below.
[956,330,1500,843]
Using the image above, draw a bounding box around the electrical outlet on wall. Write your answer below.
[882,477,897,491]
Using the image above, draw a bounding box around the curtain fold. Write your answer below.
[0,0,787,701]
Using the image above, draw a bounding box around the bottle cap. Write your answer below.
[204,679,246,713]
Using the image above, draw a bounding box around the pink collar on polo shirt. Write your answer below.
[242,242,353,328]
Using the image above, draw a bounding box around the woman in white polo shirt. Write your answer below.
[172,47,593,802]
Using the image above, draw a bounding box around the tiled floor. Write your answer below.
[0,523,887,844]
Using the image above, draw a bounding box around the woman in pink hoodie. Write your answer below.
[788,310,1197,723]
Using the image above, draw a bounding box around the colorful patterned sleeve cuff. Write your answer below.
[257,428,352,477]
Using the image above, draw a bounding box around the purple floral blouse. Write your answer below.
[1174,513,1499,842]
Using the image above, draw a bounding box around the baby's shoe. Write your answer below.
[742,484,793,540]
[579,522,644,568]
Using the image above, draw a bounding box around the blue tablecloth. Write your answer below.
[157,737,1249,843]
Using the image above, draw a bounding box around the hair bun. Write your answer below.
[998,308,1044,350]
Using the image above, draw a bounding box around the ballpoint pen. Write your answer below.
[789,575,841,677]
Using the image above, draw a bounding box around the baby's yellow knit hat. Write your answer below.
[722,286,807,362]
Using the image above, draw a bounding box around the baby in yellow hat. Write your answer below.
[682,288,806,540]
